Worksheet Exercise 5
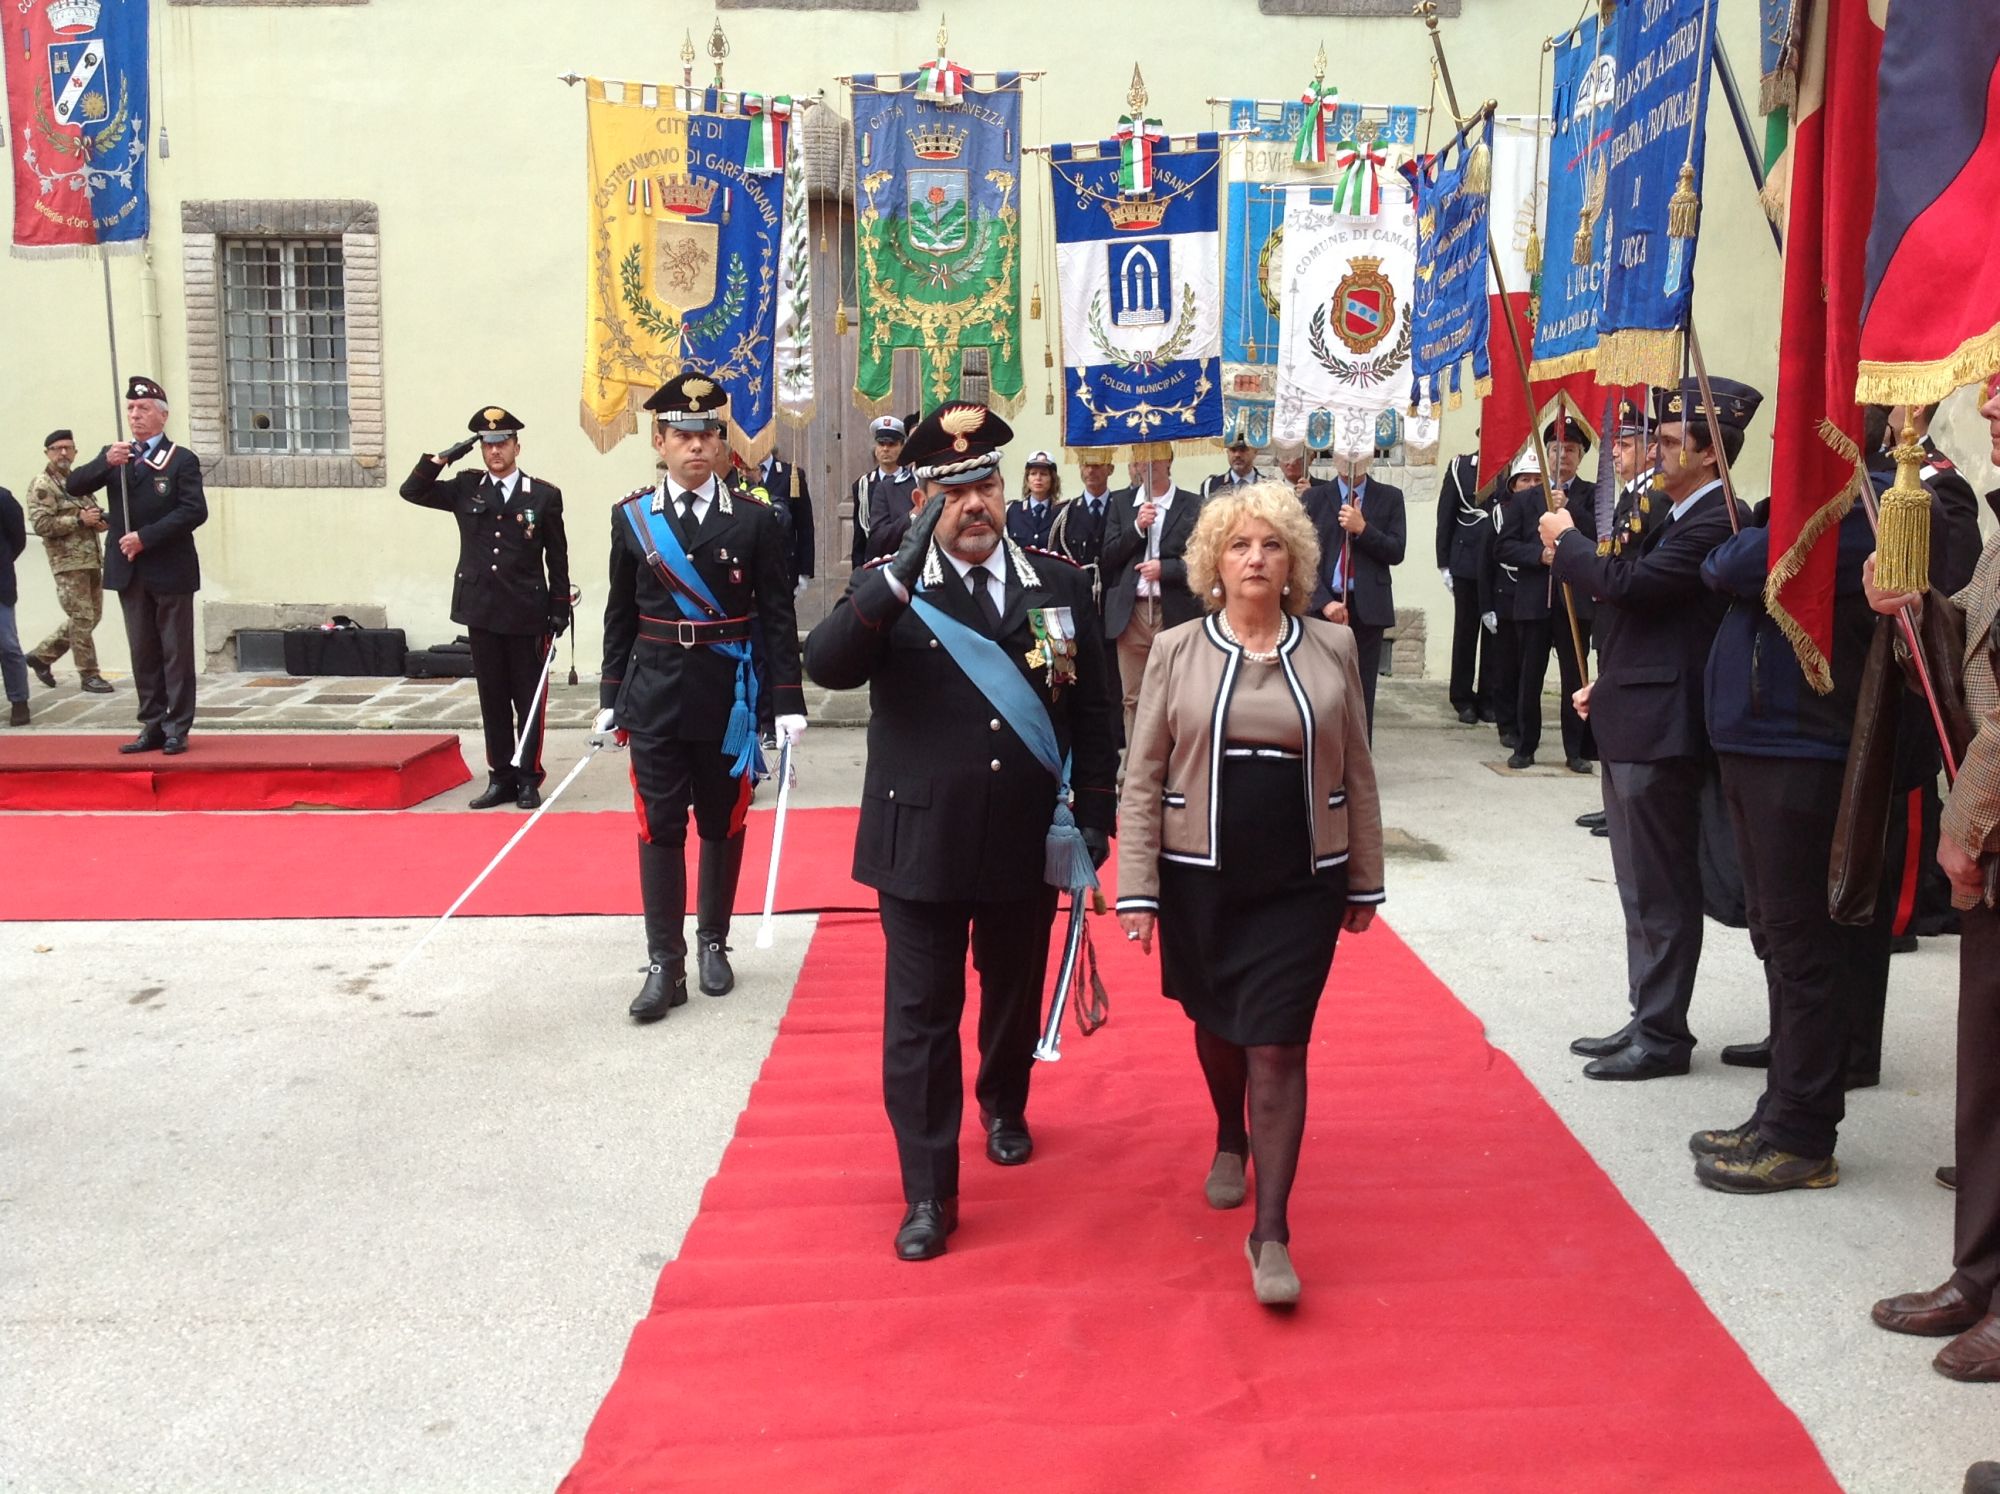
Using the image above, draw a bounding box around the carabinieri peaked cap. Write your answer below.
[901,401,1014,487]
[468,405,525,443]
[126,376,166,403]
[1654,377,1764,433]
[645,372,730,432]
[1542,416,1593,453]
[1613,397,1649,436]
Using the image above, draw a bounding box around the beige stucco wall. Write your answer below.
[2,0,1810,686]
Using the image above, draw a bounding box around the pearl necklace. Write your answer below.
[1217,610,1286,663]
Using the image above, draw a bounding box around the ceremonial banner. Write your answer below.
[1222,98,1310,447]
[1594,0,1717,387]
[1051,134,1223,451]
[1760,0,1812,114]
[5,0,151,257]
[1531,15,1617,383]
[1403,119,1492,408]
[774,146,815,424]
[1855,0,2000,406]
[1271,178,1417,458]
[1765,0,1884,692]
[582,86,785,459]
[850,71,1024,413]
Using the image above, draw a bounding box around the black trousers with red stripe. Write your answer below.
[468,627,549,787]
[628,732,752,960]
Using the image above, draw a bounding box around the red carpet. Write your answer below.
[0,808,867,921]
[0,733,470,811]
[559,918,1838,1493]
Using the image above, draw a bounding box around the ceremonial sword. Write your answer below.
[752,737,796,950]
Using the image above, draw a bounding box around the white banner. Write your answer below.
[1056,230,1222,379]
[774,158,815,424]
[1271,179,1417,458]
[1486,119,1545,295]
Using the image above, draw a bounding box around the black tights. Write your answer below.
[1194,1026,1308,1245]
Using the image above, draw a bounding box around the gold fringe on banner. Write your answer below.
[579,391,642,456]
[1472,373,1494,401]
[1527,347,1600,383]
[1873,421,1934,595]
[1666,162,1701,238]
[1855,322,2000,407]
[1596,329,1684,390]
[1761,419,1864,697]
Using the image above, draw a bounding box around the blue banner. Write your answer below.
[1051,134,1223,450]
[6,0,150,255]
[1404,118,1492,406]
[1531,12,1619,379]
[677,98,785,458]
[1220,100,1304,446]
[1594,0,1715,386]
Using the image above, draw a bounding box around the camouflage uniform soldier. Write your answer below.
[26,429,113,693]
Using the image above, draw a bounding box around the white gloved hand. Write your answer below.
[1481,611,1499,635]
[794,577,810,598]
[1439,567,1454,594]
[775,714,808,748]
[590,706,623,747]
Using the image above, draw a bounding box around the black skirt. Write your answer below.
[1157,752,1346,1047]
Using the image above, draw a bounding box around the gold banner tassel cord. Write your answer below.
[1463,129,1490,196]
[1666,161,1701,239]
[1872,420,1933,595]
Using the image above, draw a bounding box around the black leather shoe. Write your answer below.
[1939,1165,1960,1191]
[1575,810,1607,829]
[80,674,114,694]
[697,938,735,996]
[160,736,187,756]
[629,959,688,1023]
[1585,1045,1691,1081]
[1891,933,1920,954]
[28,657,56,689]
[1591,824,1610,837]
[1455,706,1479,724]
[1499,730,1520,750]
[1477,708,1498,724]
[118,730,165,754]
[468,780,513,809]
[1569,1028,1634,1059]
[515,783,542,810]
[982,1112,1033,1166]
[1845,1068,1880,1091]
[1566,756,1594,775]
[1964,1460,2000,1494]
[1720,1038,1772,1068]
[894,1198,959,1260]
[1506,751,1535,770]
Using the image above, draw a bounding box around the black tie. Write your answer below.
[675,489,699,542]
[968,565,1002,635]
[489,477,507,507]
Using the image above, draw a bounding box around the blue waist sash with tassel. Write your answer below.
[621,500,764,780]
[909,593,1098,894]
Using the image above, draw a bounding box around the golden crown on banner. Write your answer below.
[48,0,103,32]
[907,124,969,161]
[659,176,718,215]
[1105,196,1163,232]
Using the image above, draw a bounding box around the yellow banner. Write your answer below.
[582,81,697,452]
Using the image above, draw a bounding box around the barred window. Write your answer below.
[221,238,351,455]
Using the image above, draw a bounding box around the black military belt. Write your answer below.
[637,615,753,646]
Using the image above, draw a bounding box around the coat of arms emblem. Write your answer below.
[1329,256,1395,355]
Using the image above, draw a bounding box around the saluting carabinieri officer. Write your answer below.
[804,401,1118,1262]
[598,373,806,1022]
[401,407,570,809]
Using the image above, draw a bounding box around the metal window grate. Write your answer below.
[221,237,351,455]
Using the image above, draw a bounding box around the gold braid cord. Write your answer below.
[1760,418,1863,697]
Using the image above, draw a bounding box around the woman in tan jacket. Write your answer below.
[1116,482,1385,1307]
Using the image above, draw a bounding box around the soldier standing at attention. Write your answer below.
[66,377,208,756]
[25,430,113,696]
[804,401,1117,1261]
[400,407,571,810]
[597,374,806,1022]
[849,414,917,569]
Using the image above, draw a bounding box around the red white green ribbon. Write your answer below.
[1330,138,1387,216]
[917,54,971,105]
[741,93,792,173]
[1115,114,1167,194]
[1293,80,1339,167]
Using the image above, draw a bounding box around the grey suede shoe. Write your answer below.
[1205,1151,1246,1209]
[1246,1237,1300,1307]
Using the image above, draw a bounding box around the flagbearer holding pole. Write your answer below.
[599,374,806,1024]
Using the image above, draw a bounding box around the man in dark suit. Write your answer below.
[1435,449,1497,725]
[66,376,209,755]
[1494,421,1598,772]
[804,402,1117,1261]
[1100,448,1204,744]
[1303,455,1406,737]
[753,450,815,597]
[849,414,917,569]
[1048,452,1121,742]
[1004,449,1061,549]
[401,406,571,810]
[1201,438,1266,498]
[1544,378,1762,1081]
[598,373,805,1019]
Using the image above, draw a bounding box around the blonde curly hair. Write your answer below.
[1184,480,1321,616]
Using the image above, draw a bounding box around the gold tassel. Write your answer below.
[1030,283,1042,320]
[1245,333,1259,359]
[1667,161,1700,238]
[1573,220,1594,266]
[1463,137,1490,197]
[790,464,801,498]
[1044,346,1053,369]
[1045,389,1055,416]
[1874,421,1933,594]
[1524,231,1543,276]
[834,304,849,335]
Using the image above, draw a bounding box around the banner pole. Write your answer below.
[1708,35,1784,255]
[1414,1,1588,681]
[82,167,129,533]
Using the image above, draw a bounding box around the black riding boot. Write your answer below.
[695,834,747,995]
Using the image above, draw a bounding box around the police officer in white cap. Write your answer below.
[849,414,918,568]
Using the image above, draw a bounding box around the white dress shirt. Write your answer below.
[1137,483,1178,599]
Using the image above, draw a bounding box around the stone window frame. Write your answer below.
[182,199,384,489]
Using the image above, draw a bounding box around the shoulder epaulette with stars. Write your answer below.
[1019,544,1080,570]
[739,484,774,507]
[614,484,654,509]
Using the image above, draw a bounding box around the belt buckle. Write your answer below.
[675,619,700,646]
